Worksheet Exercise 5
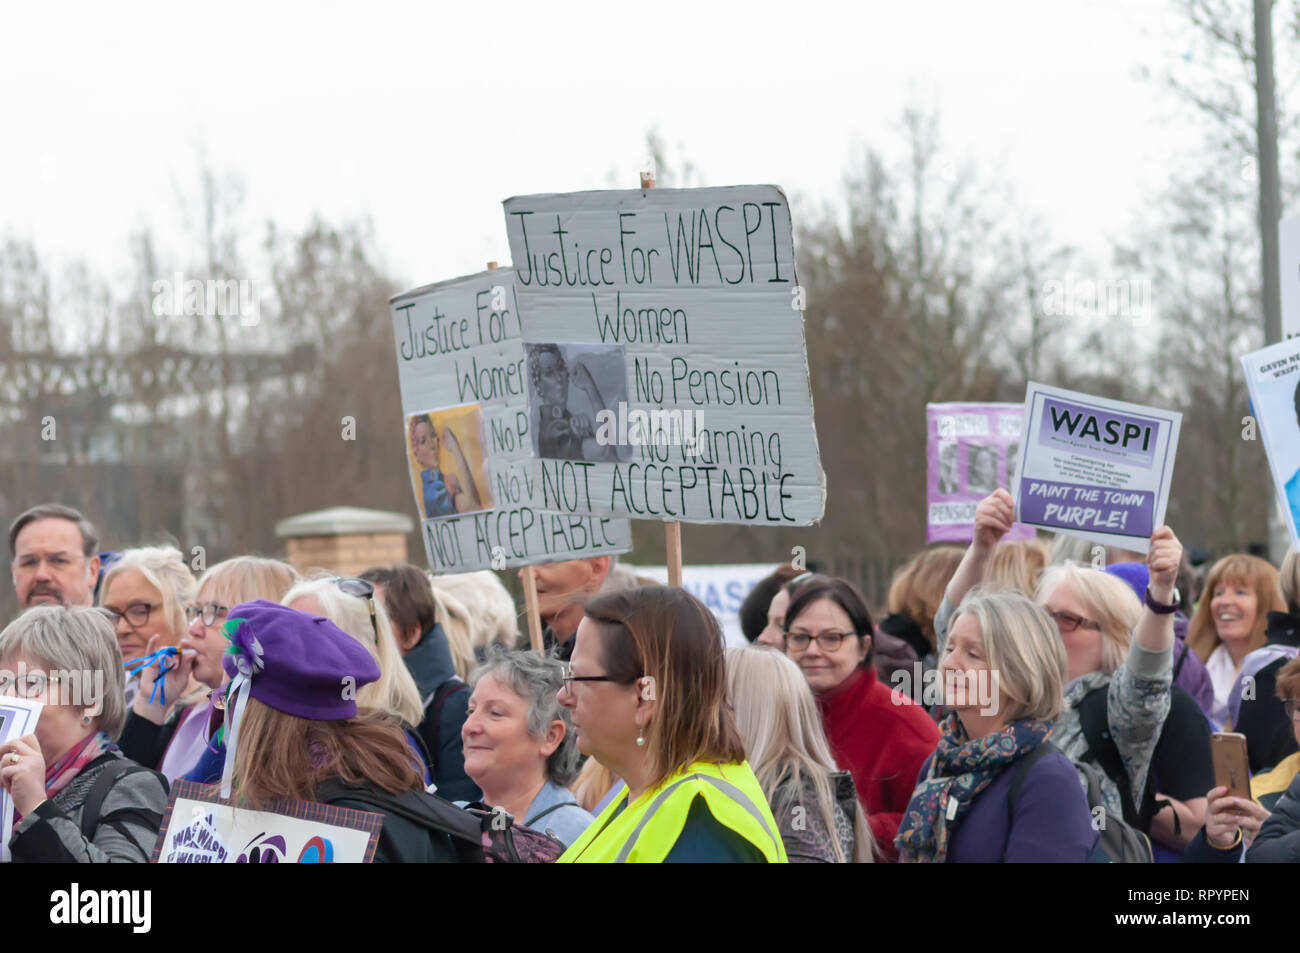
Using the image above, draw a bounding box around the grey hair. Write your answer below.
[0,605,126,738]
[8,503,98,558]
[468,647,580,786]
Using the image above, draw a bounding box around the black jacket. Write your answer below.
[1235,610,1300,773]
[1246,770,1300,862]
[319,782,465,863]
[405,623,479,802]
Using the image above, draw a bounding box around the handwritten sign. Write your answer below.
[390,269,632,571]
[503,186,826,526]
[1013,382,1180,553]
[1241,338,1300,550]
[926,402,1035,543]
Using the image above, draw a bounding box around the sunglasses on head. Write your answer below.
[329,576,378,638]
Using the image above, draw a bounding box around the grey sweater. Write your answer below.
[9,751,168,863]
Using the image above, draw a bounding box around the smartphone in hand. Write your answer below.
[1211,732,1253,815]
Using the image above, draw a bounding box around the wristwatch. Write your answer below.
[1144,586,1181,614]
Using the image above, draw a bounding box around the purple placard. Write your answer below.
[1037,397,1159,469]
[1019,478,1154,538]
[926,402,1035,543]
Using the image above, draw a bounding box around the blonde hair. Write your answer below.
[282,576,424,726]
[887,546,964,651]
[725,646,874,862]
[197,556,299,609]
[953,588,1067,723]
[1035,563,1139,675]
[572,757,618,813]
[430,572,519,652]
[1049,533,1096,566]
[101,545,197,646]
[423,582,479,679]
[1187,554,1285,662]
[986,539,1049,598]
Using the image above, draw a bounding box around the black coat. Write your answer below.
[1246,771,1300,862]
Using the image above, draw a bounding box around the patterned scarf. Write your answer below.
[45,731,118,801]
[895,714,1052,863]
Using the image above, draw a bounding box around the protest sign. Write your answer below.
[926,402,1035,543]
[390,269,632,572]
[502,185,826,527]
[638,563,776,646]
[1241,338,1300,550]
[1012,382,1180,553]
[153,780,382,863]
[0,696,42,863]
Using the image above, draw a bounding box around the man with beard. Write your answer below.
[8,504,101,608]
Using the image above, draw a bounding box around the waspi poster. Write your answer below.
[926,402,1035,543]
[390,269,631,571]
[503,186,826,526]
[1012,382,1180,553]
[1241,338,1300,550]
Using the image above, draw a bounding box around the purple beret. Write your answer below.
[221,599,380,721]
[1103,562,1148,606]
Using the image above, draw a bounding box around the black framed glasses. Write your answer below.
[185,602,230,627]
[101,602,162,628]
[331,576,378,637]
[784,630,855,652]
[560,662,619,697]
[1047,609,1100,634]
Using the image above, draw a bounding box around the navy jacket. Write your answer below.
[406,623,480,802]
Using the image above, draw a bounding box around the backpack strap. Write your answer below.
[527,799,578,828]
[80,758,140,840]
[1006,741,1060,821]
[1077,687,1142,824]
[419,679,468,777]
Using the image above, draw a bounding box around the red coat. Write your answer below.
[816,666,939,861]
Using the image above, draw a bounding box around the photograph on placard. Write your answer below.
[965,444,998,494]
[405,403,494,520]
[936,441,959,495]
[525,342,629,463]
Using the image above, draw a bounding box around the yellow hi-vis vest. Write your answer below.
[557,760,788,863]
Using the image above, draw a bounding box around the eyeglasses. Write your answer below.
[185,602,230,627]
[1046,609,1101,634]
[784,630,855,652]
[560,662,619,697]
[101,602,162,628]
[0,672,60,697]
[331,577,378,638]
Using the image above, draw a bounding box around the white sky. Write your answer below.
[1,0,1207,295]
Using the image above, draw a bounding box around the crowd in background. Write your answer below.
[2,496,1299,863]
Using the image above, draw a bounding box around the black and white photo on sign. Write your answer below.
[1003,442,1019,491]
[525,342,630,463]
[964,443,998,495]
[936,441,959,495]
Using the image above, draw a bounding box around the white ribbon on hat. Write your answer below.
[219,633,264,801]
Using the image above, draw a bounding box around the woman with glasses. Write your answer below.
[780,576,939,861]
[99,546,197,709]
[937,489,1198,859]
[1233,550,1300,773]
[282,575,429,780]
[118,556,299,783]
[0,605,168,862]
[555,586,787,862]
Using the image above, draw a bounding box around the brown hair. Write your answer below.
[1276,656,1300,703]
[986,538,1049,599]
[231,699,423,809]
[1187,554,1285,662]
[360,563,438,639]
[583,586,746,791]
[887,547,963,650]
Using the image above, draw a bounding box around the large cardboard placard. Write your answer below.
[1012,382,1181,553]
[926,402,1035,543]
[1241,338,1300,550]
[0,696,42,862]
[503,186,826,526]
[152,780,382,863]
[390,269,632,571]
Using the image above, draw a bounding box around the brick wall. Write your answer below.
[285,532,407,577]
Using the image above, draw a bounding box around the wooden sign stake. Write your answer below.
[639,170,685,587]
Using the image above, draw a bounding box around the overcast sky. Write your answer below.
[2,0,1205,296]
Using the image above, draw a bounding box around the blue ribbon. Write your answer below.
[123,647,180,707]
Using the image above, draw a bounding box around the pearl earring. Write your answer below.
[635,725,645,747]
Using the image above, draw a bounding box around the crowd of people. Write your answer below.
[3,496,1300,863]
